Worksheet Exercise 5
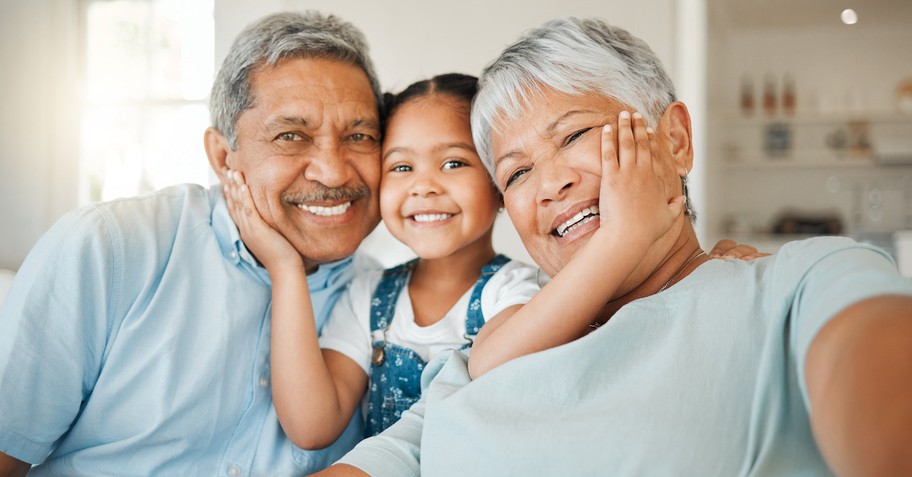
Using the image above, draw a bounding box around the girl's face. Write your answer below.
[380,95,500,260]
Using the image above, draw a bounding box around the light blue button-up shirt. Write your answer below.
[0,184,369,476]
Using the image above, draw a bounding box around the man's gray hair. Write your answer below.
[471,16,676,178]
[210,11,382,149]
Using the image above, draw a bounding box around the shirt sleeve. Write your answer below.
[480,259,542,320]
[786,239,912,411]
[318,271,378,375]
[0,206,121,463]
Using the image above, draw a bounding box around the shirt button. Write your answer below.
[227,465,241,476]
[229,251,238,259]
[259,376,269,388]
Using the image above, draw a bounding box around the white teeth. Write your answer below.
[412,213,453,223]
[297,202,352,216]
[556,205,600,237]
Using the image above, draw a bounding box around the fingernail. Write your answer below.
[603,124,611,134]
[632,112,643,119]
[620,111,631,119]
[646,127,655,134]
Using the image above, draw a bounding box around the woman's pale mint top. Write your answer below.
[340,237,912,476]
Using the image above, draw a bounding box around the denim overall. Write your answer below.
[364,254,510,437]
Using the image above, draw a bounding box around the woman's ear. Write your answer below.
[657,102,694,174]
[204,127,232,185]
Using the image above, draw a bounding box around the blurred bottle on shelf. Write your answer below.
[763,73,777,117]
[740,74,755,117]
[782,74,796,116]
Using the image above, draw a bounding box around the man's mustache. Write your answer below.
[283,184,371,204]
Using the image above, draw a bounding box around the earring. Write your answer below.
[681,175,694,217]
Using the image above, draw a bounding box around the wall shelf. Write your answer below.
[721,157,879,171]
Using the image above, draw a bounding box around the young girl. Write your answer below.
[223,73,758,449]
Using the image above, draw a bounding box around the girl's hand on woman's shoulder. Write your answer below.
[707,239,770,261]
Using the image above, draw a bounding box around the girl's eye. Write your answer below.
[504,168,529,188]
[564,127,593,147]
[390,164,412,172]
[442,159,466,170]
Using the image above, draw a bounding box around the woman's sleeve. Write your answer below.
[787,240,912,411]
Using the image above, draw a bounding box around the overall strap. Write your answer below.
[464,254,511,336]
[369,259,418,332]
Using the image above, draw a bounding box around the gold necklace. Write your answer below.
[589,248,706,330]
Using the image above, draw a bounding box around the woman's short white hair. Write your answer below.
[471,16,676,179]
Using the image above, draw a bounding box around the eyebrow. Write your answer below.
[493,109,597,169]
[265,116,309,130]
[265,116,381,131]
[383,141,476,161]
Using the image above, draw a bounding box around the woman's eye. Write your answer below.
[504,168,529,188]
[390,164,412,172]
[442,159,466,170]
[564,127,593,146]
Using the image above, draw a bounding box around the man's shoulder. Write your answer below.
[93,183,212,221]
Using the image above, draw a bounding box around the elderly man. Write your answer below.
[0,11,382,476]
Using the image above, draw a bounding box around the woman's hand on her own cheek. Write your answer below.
[221,167,302,271]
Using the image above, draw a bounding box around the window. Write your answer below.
[80,0,214,204]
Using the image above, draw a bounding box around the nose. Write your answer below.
[535,153,579,204]
[409,169,441,197]
[303,144,351,188]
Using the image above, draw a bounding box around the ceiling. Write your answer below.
[710,0,912,29]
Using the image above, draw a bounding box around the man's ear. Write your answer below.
[657,102,694,176]
[204,127,232,185]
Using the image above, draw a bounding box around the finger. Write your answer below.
[233,170,246,185]
[723,249,772,260]
[601,123,619,175]
[616,111,635,168]
[632,112,650,166]
[707,239,737,258]
[646,126,658,170]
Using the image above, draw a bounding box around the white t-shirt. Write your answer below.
[319,258,540,372]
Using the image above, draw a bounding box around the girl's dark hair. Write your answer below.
[383,73,478,124]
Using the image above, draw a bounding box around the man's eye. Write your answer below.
[349,133,377,143]
[442,159,466,170]
[276,132,303,141]
[564,127,593,147]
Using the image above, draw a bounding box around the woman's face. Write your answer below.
[490,88,681,278]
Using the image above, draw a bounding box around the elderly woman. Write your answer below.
[320,17,912,476]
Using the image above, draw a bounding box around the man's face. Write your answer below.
[225,57,381,271]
